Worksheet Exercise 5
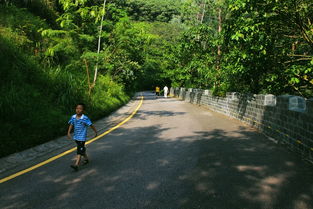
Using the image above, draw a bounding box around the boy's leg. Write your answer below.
[82,153,89,164]
[74,140,86,166]
[75,154,82,166]
[81,141,88,162]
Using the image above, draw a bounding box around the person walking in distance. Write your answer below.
[155,86,160,97]
[163,85,168,98]
[67,103,97,171]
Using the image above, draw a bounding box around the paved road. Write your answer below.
[0,92,312,209]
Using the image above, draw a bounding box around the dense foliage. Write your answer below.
[121,0,181,22]
[223,0,313,96]
[164,0,313,97]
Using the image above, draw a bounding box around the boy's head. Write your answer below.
[76,103,85,115]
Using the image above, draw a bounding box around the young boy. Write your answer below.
[67,103,97,171]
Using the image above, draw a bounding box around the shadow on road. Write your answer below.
[1,101,312,209]
[134,109,186,120]
[89,125,313,209]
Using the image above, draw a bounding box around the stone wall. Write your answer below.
[170,87,313,163]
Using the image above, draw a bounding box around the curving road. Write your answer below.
[0,92,312,209]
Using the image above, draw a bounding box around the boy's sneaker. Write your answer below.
[70,165,79,171]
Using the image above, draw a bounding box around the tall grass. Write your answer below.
[0,36,66,156]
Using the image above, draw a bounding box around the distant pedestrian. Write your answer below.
[67,103,97,171]
[155,86,160,96]
[163,85,168,98]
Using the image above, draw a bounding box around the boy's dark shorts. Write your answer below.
[75,140,86,155]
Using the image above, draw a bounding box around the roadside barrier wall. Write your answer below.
[170,87,313,163]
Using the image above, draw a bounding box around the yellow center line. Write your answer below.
[0,96,144,184]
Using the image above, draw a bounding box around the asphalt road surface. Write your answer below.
[1,92,312,209]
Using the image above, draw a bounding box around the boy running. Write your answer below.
[67,103,97,171]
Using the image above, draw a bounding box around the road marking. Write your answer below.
[0,96,144,184]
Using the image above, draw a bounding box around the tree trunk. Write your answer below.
[93,0,107,86]
[84,59,92,96]
[215,7,222,89]
[199,1,206,24]
[217,7,222,57]
[216,7,222,69]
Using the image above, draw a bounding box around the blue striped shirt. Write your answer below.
[68,114,92,141]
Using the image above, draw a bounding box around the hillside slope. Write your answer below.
[0,5,129,157]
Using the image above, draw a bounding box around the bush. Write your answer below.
[0,36,129,158]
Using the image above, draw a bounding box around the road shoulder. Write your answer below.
[0,93,143,179]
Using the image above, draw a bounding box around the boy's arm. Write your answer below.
[90,125,97,137]
[67,124,73,139]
